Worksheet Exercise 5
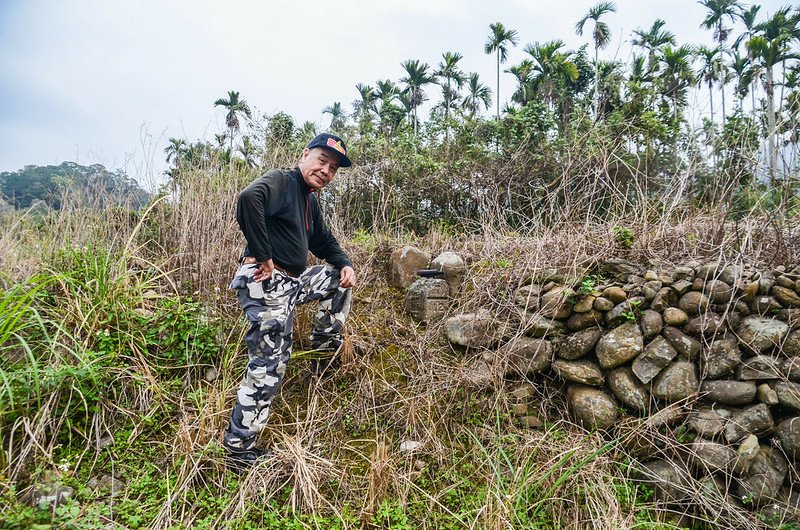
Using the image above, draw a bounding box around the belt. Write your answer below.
[240,257,297,277]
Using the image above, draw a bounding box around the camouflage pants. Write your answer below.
[223,263,352,451]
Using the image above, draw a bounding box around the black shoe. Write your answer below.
[225,448,271,473]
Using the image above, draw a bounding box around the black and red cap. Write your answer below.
[307,133,352,168]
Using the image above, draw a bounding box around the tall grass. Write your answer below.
[0,140,797,529]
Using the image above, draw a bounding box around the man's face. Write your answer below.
[299,147,340,189]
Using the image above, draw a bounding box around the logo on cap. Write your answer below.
[326,138,346,156]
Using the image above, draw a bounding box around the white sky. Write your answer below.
[0,0,789,188]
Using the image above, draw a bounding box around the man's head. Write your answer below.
[298,133,352,190]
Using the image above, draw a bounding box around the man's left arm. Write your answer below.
[308,201,355,288]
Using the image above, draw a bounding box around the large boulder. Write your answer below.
[662,327,701,360]
[651,361,698,402]
[737,355,782,380]
[632,335,678,384]
[557,327,603,360]
[501,337,553,376]
[771,381,800,411]
[596,321,644,369]
[690,440,736,473]
[388,246,431,288]
[688,408,730,439]
[431,252,465,298]
[701,337,741,379]
[637,459,692,504]
[738,446,788,506]
[567,385,619,431]
[552,359,605,386]
[736,316,790,354]
[724,403,774,443]
[405,278,449,322]
[445,310,496,348]
[539,286,575,319]
[700,380,757,405]
[608,367,649,412]
[776,417,800,461]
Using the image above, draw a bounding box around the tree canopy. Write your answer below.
[0,162,150,211]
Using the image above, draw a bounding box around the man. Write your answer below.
[223,132,356,467]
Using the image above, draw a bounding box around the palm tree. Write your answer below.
[164,137,187,188]
[484,22,519,119]
[165,137,187,166]
[734,4,761,50]
[699,0,741,122]
[506,59,536,106]
[734,4,762,113]
[632,19,676,71]
[660,44,697,120]
[375,79,400,104]
[461,73,492,117]
[353,83,378,126]
[575,1,617,115]
[523,40,579,109]
[697,45,722,122]
[728,50,752,108]
[213,91,251,155]
[746,6,800,180]
[595,60,624,117]
[237,135,258,169]
[322,102,347,132]
[299,121,317,144]
[434,52,466,144]
[400,59,435,136]
[373,79,403,135]
[659,44,697,167]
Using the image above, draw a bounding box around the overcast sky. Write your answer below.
[0,0,789,188]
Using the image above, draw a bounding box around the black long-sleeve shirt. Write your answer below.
[236,167,352,276]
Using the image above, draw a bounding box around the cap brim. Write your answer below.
[323,147,352,168]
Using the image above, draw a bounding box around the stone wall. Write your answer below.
[391,248,800,524]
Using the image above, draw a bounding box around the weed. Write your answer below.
[624,299,643,321]
[613,226,634,249]
[577,276,597,296]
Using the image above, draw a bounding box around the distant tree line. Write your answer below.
[166,1,799,231]
[0,162,150,211]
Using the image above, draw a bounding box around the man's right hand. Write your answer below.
[253,259,274,282]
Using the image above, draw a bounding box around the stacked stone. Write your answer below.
[443,259,800,520]
[389,245,466,323]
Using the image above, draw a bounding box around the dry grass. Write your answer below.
[0,151,797,529]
